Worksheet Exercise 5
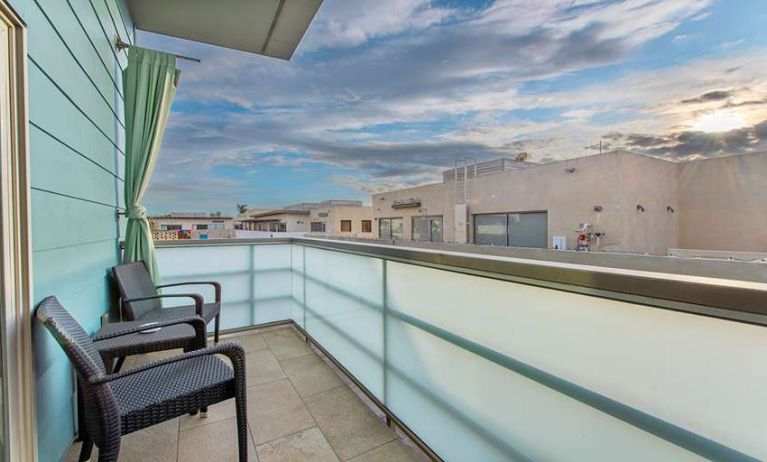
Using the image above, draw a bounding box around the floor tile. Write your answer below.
[119,417,180,462]
[246,349,287,386]
[256,427,339,462]
[180,397,236,430]
[280,353,344,397]
[63,418,181,462]
[261,327,300,339]
[304,386,397,460]
[247,379,316,444]
[347,440,425,462]
[178,416,257,462]
[263,332,312,360]
[226,333,269,353]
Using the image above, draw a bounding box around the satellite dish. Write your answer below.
[515,152,528,162]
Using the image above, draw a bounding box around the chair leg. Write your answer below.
[235,391,248,461]
[214,314,221,344]
[97,448,119,462]
[78,435,94,462]
[97,436,120,462]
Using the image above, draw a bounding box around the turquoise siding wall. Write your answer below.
[7,0,133,460]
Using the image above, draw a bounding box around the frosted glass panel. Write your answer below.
[386,319,702,461]
[291,245,305,326]
[386,260,767,460]
[252,244,293,323]
[156,244,295,329]
[302,246,385,399]
[155,242,764,461]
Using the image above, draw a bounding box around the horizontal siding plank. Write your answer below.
[89,0,128,69]
[65,0,123,97]
[116,0,134,40]
[31,189,118,252]
[30,124,122,206]
[32,239,117,303]
[28,63,123,170]
[106,0,132,44]
[34,359,76,462]
[27,2,121,135]
[31,0,123,121]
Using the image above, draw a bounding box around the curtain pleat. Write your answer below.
[122,47,180,283]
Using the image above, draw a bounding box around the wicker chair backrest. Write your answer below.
[112,261,161,320]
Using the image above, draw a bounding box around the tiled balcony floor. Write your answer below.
[65,325,429,462]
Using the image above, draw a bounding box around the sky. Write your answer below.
[140,0,767,215]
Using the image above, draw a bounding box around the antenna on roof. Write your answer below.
[584,139,602,154]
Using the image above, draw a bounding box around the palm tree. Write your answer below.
[236,203,248,214]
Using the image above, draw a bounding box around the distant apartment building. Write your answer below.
[149,213,234,240]
[308,200,374,237]
[239,207,312,232]
[238,200,374,236]
[371,151,767,256]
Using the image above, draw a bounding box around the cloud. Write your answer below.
[302,0,457,50]
[605,119,767,159]
[138,0,767,211]
[681,90,733,104]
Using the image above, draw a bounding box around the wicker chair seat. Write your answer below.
[113,354,234,434]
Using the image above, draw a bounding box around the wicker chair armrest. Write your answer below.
[122,293,204,317]
[93,316,206,345]
[90,342,245,386]
[156,281,221,303]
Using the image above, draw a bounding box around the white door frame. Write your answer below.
[0,2,37,461]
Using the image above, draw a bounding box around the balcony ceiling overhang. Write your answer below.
[127,0,323,60]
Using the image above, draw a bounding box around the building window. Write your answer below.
[193,224,208,230]
[269,223,286,232]
[361,220,372,233]
[474,211,547,248]
[161,224,182,231]
[311,222,326,232]
[412,216,443,242]
[340,220,352,232]
[379,217,403,239]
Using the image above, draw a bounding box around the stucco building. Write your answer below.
[149,213,235,240]
[372,151,767,255]
[308,200,374,237]
[239,200,374,236]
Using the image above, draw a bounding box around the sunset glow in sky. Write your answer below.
[141,0,767,213]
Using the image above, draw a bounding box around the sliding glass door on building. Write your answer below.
[379,217,403,239]
[474,212,548,248]
[412,216,443,242]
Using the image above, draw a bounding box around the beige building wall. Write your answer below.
[677,152,767,252]
[373,182,449,240]
[150,217,234,230]
[309,206,374,237]
[615,153,679,255]
[371,151,767,255]
[247,213,310,232]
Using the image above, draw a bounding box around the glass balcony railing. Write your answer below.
[155,238,766,462]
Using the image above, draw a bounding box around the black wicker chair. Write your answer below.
[112,261,223,343]
[37,296,248,462]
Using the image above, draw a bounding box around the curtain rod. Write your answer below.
[115,37,201,63]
